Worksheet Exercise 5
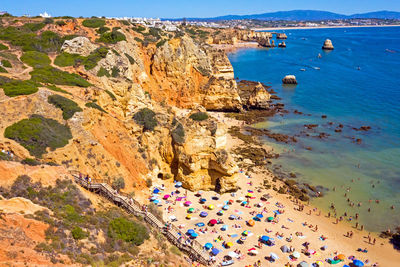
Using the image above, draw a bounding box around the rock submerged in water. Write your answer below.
[322,39,334,50]
[282,75,297,84]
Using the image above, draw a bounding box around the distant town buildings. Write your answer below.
[0,11,7,16]
[40,11,51,18]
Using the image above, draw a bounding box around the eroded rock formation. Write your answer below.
[322,39,334,50]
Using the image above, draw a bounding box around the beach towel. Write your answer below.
[229,234,238,238]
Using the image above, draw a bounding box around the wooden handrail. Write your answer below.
[72,174,211,265]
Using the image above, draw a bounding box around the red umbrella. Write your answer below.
[209,219,218,225]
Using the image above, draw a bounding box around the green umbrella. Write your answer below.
[267,217,274,222]
[188,208,195,213]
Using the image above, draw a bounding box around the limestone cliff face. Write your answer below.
[237,80,271,109]
[170,113,239,192]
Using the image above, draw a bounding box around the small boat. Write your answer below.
[313,67,320,70]
[318,53,322,58]
[385,49,396,53]
[300,68,306,71]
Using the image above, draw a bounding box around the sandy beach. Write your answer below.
[148,112,400,267]
[252,25,400,31]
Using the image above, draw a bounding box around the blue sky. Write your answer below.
[2,0,400,18]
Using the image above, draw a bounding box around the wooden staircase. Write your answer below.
[72,174,211,265]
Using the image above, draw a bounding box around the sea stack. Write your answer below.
[278,42,286,48]
[322,39,334,50]
[282,75,297,84]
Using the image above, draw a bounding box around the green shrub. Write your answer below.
[63,204,82,223]
[132,25,145,33]
[156,39,166,48]
[171,121,185,144]
[20,51,51,67]
[0,43,8,50]
[30,67,91,87]
[4,115,72,157]
[133,108,157,131]
[21,158,41,166]
[97,67,110,77]
[55,47,108,70]
[43,18,54,24]
[97,30,126,44]
[55,20,66,26]
[0,66,7,73]
[82,18,105,28]
[124,53,135,64]
[71,226,87,240]
[54,52,82,67]
[23,22,45,32]
[134,37,143,43]
[0,79,38,97]
[0,151,12,161]
[1,59,11,68]
[96,26,110,34]
[105,90,116,100]
[85,102,107,113]
[48,94,82,120]
[121,20,130,26]
[112,49,120,56]
[112,177,125,191]
[108,217,149,245]
[47,84,71,95]
[189,112,209,121]
[111,66,119,77]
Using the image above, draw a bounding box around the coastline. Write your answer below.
[252,24,400,31]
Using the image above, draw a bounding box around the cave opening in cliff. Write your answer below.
[215,178,221,193]
[157,173,163,179]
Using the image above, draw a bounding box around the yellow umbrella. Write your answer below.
[247,193,253,197]
[208,204,215,210]
[316,261,323,267]
[226,242,233,248]
[186,214,192,219]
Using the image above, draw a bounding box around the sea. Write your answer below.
[228,26,400,232]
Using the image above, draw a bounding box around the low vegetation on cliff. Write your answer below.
[54,47,109,70]
[0,78,38,97]
[4,115,72,157]
[48,94,83,119]
[133,108,158,131]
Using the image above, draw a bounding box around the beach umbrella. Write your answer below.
[211,248,220,255]
[209,219,218,225]
[242,230,248,236]
[261,235,269,242]
[163,194,170,200]
[196,222,205,227]
[247,219,255,226]
[267,216,274,222]
[270,252,279,260]
[200,211,208,217]
[257,202,264,207]
[292,251,300,259]
[221,225,228,231]
[280,245,289,253]
[228,199,234,204]
[229,215,237,220]
[353,260,364,267]
[297,261,309,267]
[256,214,263,219]
[223,205,229,210]
[186,214,192,219]
[315,261,324,267]
[217,210,224,216]
[191,232,198,238]
[153,188,160,194]
[226,242,234,248]
[208,204,215,210]
[153,199,160,204]
[204,243,213,250]
[200,198,207,203]
[246,193,253,198]
[187,229,195,235]
[187,207,195,213]
[248,248,258,255]
[150,196,157,201]
[175,181,182,188]
[337,254,345,261]
[184,201,192,206]
[241,201,248,205]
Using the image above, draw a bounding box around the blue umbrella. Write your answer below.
[223,205,229,210]
[221,225,228,231]
[229,215,237,220]
[200,211,208,217]
[153,188,160,194]
[353,260,364,267]
[191,232,198,238]
[187,229,195,235]
[256,214,263,218]
[205,243,213,250]
[261,235,270,242]
[153,199,160,204]
[150,196,157,201]
[196,222,205,227]
[200,198,207,203]
[175,181,182,188]
[211,248,220,255]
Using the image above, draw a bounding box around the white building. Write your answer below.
[40,11,51,18]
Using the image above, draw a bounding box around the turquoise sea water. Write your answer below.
[228,27,400,232]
